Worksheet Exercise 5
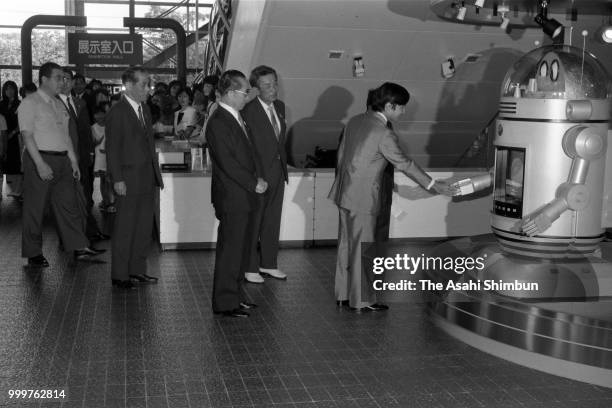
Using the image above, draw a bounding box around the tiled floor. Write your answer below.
[0,193,611,408]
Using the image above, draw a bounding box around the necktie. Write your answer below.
[138,105,146,128]
[67,96,77,119]
[238,115,249,140]
[268,104,280,140]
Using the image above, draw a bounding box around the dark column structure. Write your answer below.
[21,15,87,85]
[123,17,187,84]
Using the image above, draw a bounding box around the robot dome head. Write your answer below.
[534,51,566,96]
[501,45,612,100]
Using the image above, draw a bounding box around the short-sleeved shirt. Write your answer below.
[17,89,70,152]
[174,106,197,133]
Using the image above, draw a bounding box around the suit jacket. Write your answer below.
[329,111,432,214]
[59,96,90,162]
[206,105,260,213]
[62,96,94,167]
[74,97,95,167]
[241,98,288,183]
[106,96,163,195]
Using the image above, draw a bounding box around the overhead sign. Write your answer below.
[68,33,143,65]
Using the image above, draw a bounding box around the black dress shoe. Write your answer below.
[129,274,159,283]
[112,279,136,289]
[28,255,49,267]
[214,309,249,318]
[363,303,389,311]
[92,232,111,241]
[74,247,106,259]
[85,246,106,255]
[336,300,349,307]
[239,302,257,309]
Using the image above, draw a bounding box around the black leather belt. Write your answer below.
[39,150,68,156]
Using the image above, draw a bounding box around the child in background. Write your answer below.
[91,102,115,213]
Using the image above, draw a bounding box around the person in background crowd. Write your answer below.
[150,90,165,109]
[72,74,88,101]
[329,82,456,312]
[19,83,37,100]
[85,78,103,120]
[18,62,104,267]
[168,80,183,111]
[88,78,103,92]
[106,67,163,289]
[168,80,183,99]
[154,82,169,95]
[241,65,289,283]
[0,81,22,199]
[109,93,121,106]
[206,69,265,317]
[202,75,218,108]
[197,89,221,146]
[174,88,197,139]
[0,111,6,198]
[152,94,175,137]
[91,102,115,214]
[93,88,110,107]
[190,93,208,140]
[59,68,108,243]
[192,82,204,104]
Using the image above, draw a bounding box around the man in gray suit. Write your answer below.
[329,82,455,311]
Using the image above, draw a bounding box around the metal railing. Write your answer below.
[194,0,231,82]
[143,37,178,65]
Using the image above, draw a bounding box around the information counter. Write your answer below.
[156,141,492,249]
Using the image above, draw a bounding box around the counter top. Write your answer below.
[156,140,488,177]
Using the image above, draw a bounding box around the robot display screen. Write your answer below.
[493,147,525,219]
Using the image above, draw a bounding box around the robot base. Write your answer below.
[424,234,612,388]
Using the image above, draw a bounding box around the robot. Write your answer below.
[454,44,612,259]
[444,44,612,300]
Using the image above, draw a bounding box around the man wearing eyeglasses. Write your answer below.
[206,70,267,318]
[18,62,103,268]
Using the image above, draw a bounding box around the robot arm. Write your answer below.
[521,126,606,236]
[451,172,493,196]
[522,183,585,236]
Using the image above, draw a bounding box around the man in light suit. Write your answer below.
[206,70,268,317]
[106,67,163,289]
[329,82,455,311]
[241,65,288,283]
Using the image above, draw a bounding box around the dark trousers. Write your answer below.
[212,210,253,312]
[22,152,89,257]
[79,162,101,239]
[111,191,155,280]
[375,164,394,243]
[247,169,285,272]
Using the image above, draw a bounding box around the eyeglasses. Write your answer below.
[233,89,251,97]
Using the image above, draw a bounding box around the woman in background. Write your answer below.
[152,94,175,137]
[92,102,115,213]
[0,81,22,199]
[173,88,196,140]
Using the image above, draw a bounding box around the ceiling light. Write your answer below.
[534,13,564,39]
[500,15,510,30]
[601,26,612,43]
[457,6,467,21]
